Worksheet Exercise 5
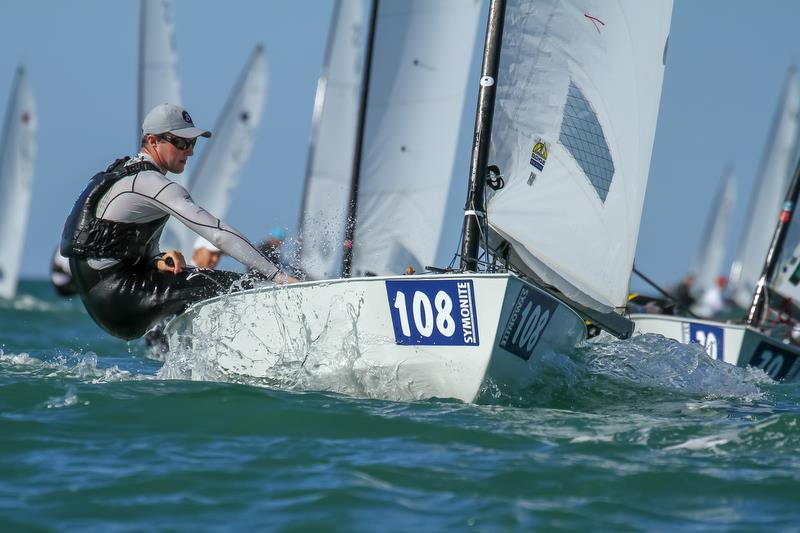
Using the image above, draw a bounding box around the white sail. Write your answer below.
[298,0,366,280]
[138,0,181,132]
[176,45,268,255]
[485,0,672,313]
[691,169,736,298]
[349,0,482,276]
[0,67,36,299]
[139,0,187,253]
[729,69,800,309]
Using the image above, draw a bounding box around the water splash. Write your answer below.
[0,348,144,384]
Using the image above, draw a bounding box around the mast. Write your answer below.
[459,0,506,272]
[341,0,378,278]
[747,153,800,325]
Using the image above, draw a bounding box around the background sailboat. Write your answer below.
[728,68,800,309]
[345,0,482,278]
[690,168,736,317]
[632,69,800,380]
[297,0,366,281]
[0,67,37,299]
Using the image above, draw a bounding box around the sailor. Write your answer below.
[191,236,223,269]
[61,103,295,340]
[50,247,77,297]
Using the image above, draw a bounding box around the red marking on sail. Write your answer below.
[780,210,792,223]
[21,111,30,124]
[584,13,605,34]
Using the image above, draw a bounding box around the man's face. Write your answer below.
[193,248,222,269]
[152,133,195,174]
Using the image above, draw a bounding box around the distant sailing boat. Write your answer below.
[297,0,366,281]
[689,168,736,317]
[0,67,36,299]
[164,0,672,402]
[632,68,800,381]
[728,68,800,309]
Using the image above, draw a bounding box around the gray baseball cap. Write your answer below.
[141,103,211,139]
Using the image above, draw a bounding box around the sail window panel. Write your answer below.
[558,81,615,203]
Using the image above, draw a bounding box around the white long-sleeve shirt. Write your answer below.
[88,153,278,278]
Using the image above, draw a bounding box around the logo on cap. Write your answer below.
[182,110,193,125]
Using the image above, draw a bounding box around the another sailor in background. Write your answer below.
[256,226,286,265]
[50,247,77,297]
[191,236,223,269]
[60,103,295,341]
[692,275,726,318]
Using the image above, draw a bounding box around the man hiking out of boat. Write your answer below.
[61,103,295,340]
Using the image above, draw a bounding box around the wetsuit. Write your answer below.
[62,154,279,340]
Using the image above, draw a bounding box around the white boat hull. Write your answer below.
[165,273,587,402]
[631,314,800,381]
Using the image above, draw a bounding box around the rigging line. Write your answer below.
[632,266,698,319]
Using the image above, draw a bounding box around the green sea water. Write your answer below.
[2,280,799,531]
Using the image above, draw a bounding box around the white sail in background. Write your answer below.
[298,0,366,280]
[176,45,268,254]
[729,68,800,309]
[691,169,736,298]
[0,67,36,299]
[349,0,482,277]
[139,0,187,252]
[486,0,672,313]
[139,0,181,135]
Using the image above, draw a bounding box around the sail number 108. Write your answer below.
[385,279,479,346]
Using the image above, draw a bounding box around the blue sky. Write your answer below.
[2,1,800,290]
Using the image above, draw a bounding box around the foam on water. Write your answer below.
[0,348,146,384]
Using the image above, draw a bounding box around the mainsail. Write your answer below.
[176,45,268,255]
[348,0,482,277]
[485,0,672,314]
[729,68,800,309]
[0,67,36,299]
[692,168,736,298]
[298,0,366,280]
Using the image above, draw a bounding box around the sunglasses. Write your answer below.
[158,132,196,151]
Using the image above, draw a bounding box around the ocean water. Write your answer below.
[2,280,799,531]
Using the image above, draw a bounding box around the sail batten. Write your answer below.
[486,0,672,312]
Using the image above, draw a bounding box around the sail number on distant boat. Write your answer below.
[385,279,479,346]
[682,323,725,360]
